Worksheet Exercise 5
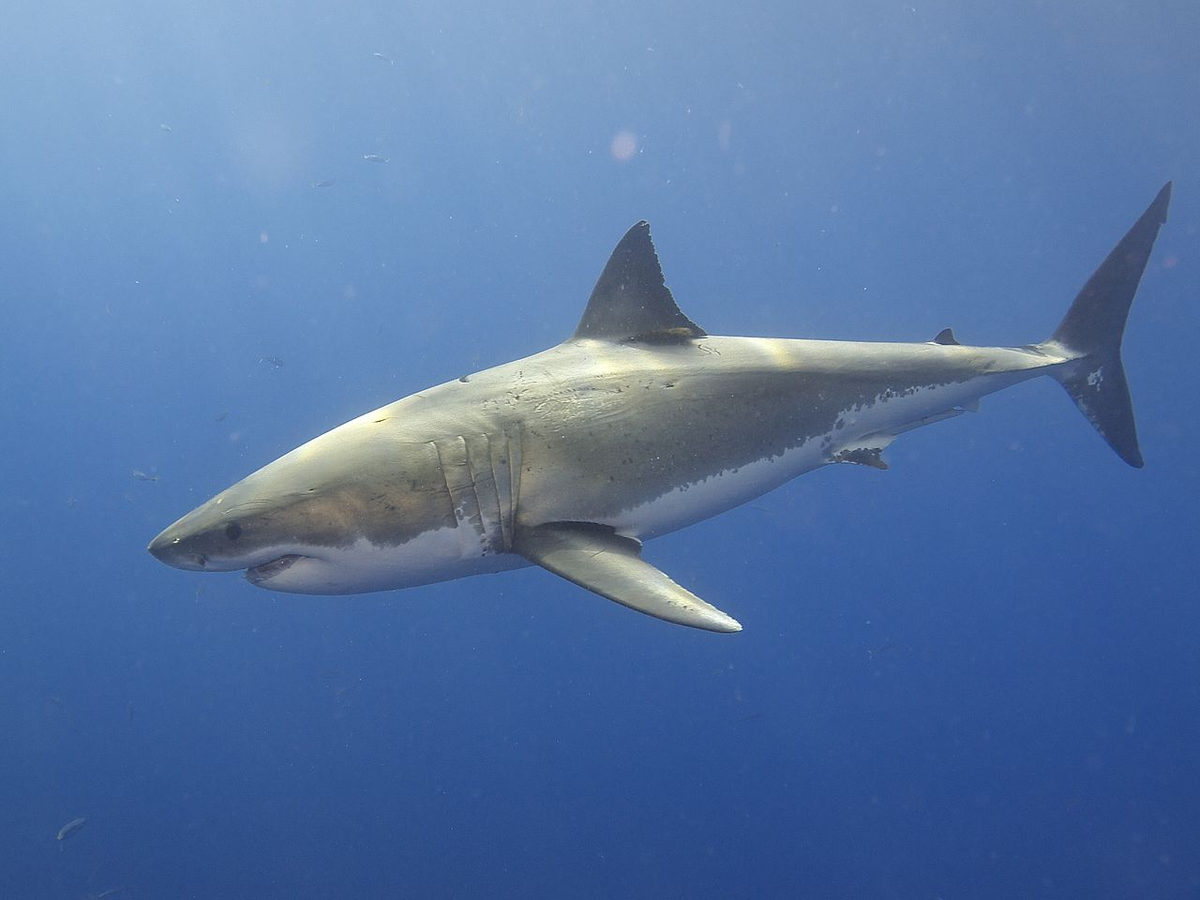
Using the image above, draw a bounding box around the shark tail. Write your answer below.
[1040,183,1171,468]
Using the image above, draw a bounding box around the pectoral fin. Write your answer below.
[513,522,742,633]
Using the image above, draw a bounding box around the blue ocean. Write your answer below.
[2,2,1197,897]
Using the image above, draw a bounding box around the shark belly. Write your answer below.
[247,529,528,595]
[604,441,829,539]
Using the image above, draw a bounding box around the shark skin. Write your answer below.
[149,184,1172,632]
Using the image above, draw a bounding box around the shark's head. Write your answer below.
[147,420,468,594]
[147,474,330,587]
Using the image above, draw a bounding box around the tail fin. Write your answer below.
[1043,183,1172,468]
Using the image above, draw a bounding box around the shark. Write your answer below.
[149,184,1172,632]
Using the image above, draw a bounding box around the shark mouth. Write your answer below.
[246,554,308,585]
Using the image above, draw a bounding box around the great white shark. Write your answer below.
[150,184,1172,632]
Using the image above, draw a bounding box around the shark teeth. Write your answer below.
[246,554,307,585]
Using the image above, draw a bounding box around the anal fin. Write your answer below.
[513,522,741,633]
[831,408,969,468]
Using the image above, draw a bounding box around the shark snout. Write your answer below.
[147,491,312,576]
[147,527,209,571]
[147,499,243,572]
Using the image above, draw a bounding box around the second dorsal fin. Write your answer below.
[573,222,706,343]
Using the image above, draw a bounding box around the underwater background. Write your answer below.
[2,1,1198,897]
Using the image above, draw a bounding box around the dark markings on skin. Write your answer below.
[519,366,962,521]
[833,447,889,469]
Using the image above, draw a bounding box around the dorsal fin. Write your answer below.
[932,327,960,345]
[573,221,706,343]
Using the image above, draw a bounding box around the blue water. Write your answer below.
[2,2,1197,898]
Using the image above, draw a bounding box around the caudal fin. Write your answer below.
[1043,183,1172,468]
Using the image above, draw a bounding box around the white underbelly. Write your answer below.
[250,527,527,595]
[608,375,1018,541]
[610,439,830,540]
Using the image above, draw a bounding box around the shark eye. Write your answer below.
[224,522,243,541]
